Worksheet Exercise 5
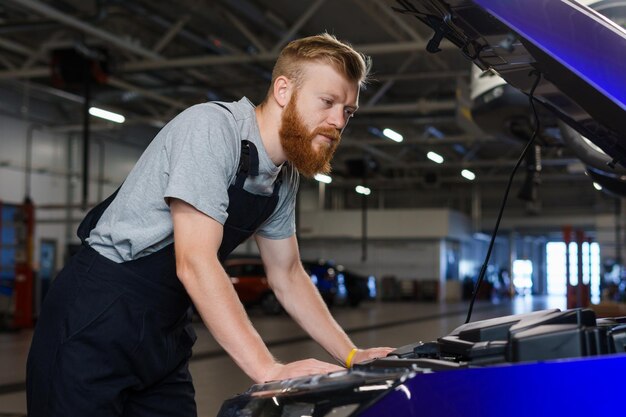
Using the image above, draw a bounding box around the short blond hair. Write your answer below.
[265,33,371,98]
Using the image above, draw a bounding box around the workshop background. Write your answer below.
[1,0,625,416]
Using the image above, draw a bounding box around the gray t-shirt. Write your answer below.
[87,97,299,263]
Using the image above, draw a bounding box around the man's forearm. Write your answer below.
[171,200,346,382]
[177,258,277,382]
[273,267,355,365]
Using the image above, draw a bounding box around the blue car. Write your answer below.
[303,260,376,307]
[302,260,338,307]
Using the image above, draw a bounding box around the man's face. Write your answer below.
[279,63,359,178]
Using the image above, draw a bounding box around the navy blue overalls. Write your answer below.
[26,109,283,417]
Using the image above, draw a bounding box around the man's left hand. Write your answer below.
[351,347,396,366]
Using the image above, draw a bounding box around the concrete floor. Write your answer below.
[0,295,566,417]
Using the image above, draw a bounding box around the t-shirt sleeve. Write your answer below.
[255,165,299,240]
[163,104,238,224]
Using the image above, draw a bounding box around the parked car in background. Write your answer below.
[303,260,377,307]
[224,256,376,314]
[337,265,377,307]
[223,256,282,315]
[302,260,338,307]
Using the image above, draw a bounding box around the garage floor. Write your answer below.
[0,296,565,417]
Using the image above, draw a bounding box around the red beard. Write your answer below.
[279,92,341,178]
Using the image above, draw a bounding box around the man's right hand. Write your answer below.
[260,359,344,383]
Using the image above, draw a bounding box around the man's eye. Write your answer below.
[322,98,333,106]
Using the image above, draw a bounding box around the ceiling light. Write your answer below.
[382,128,403,142]
[461,169,476,180]
[89,107,125,123]
[355,185,371,195]
[314,174,332,184]
[593,182,602,191]
[427,151,444,164]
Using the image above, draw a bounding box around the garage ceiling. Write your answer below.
[0,0,613,219]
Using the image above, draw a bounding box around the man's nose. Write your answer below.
[327,107,348,130]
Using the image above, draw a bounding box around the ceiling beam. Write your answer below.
[0,35,35,56]
[5,0,216,93]
[152,15,190,54]
[395,158,580,170]
[342,134,497,146]
[366,52,419,106]
[271,0,327,52]
[0,54,17,70]
[355,0,407,41]
[3,79,168,127]
[358,99,457,114]
[106,77,188,110]
[7,0,162,60]
[370,0,448,70]
[0,66,47,80]
[308,172,590,187]
[119,40,456,72]
[21,31,65,69]
[0,39,457,79]
[222,8,268,53]
[375,70,468,82]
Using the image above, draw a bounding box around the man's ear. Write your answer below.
[273,76,292,108]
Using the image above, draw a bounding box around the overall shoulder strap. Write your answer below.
[76,185,122,244]
[235,140,260,187]
[210,102,260,187]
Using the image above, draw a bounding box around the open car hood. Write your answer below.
[394,0,626,166]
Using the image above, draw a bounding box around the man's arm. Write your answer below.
[170,198,343,382]
[256,234,394,366]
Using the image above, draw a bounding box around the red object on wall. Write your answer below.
[566,229,590,309]
[13,198,35,328]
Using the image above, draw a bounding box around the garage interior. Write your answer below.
[1,0,625,416]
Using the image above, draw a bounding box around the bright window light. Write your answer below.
[314,174,332,184]
[512,259,533,293]
[461,169,476,180]
[89,107,125,123]
[355,185,371,195]
[427,151,444,164]
[382,128,403,142]
[593,182,602,191]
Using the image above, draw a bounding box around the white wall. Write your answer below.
[299,208,471,239]
[299,238,441,281]
[0,114,142,271]
[297,208,474,301]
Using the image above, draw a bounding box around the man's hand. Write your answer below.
[259,347,396,383]
[351,347,396,366]
[261,359,344,383]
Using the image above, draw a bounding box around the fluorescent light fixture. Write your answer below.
[593,182,602,191]
[89,107,125,123]
[461,169,476,181]
[355,185,371,195]
[314,173,332,184]
[427,151,444,164]
[382,128,403,143]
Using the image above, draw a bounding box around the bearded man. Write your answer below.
[26,33,394,417]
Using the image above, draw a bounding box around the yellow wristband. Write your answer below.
[345,348,358,368]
